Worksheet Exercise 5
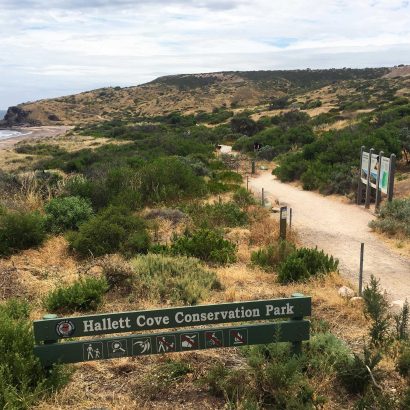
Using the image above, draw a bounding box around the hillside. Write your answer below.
[3,66,410,127]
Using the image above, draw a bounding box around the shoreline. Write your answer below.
[0,126,73,149]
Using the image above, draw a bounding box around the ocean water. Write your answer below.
[0,129,32,141]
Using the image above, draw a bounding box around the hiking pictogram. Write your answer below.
[82,342,103,361]
[156,335,176,353]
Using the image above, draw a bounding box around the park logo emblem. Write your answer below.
[55,320,75,338]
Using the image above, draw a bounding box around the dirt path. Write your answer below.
[250,171,410,301]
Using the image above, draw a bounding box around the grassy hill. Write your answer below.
[3,66,410,127]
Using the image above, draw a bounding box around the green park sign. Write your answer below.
[33,295,311,367]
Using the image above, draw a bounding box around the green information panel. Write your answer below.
[34,320,310,366]
[34,297,311,342]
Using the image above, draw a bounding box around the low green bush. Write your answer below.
[45,196,93,233]
[336,346,382,394]
[182,202,248,228]
[44,277,109,313]
[232,187,255,207]
[369,198,410,237]
[0,208,46,256]
[171,229,236,264]
[68,206,150,257]
[277,247,338,284]
[251,241,296,271]
[0,299,69,409]
[203,342,324,409]
[101,254,134,290]
[131,254,221,305]
[397,344,410,379]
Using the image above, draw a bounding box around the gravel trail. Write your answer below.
[250,172,410,301]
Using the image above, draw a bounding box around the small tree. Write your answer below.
[362,275,391,346]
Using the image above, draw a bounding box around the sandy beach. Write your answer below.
[0,126,72,150]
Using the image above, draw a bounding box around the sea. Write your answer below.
[0,129,32,141]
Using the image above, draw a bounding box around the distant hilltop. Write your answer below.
[1,65,410,127]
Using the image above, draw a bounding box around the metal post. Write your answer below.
[261,188,264,206]
[365,148,374,209]
[291,293,304,355]
[375,151,383,210]
[357,146,365,205]
[359,243,364,296]
[388,154,396,202]
[251,160,256,174]
[280,206,287,240]
[289,208,292,229]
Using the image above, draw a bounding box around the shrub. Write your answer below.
[232,187,255,208]
[394,300,409,341]
[203,343,320,408]
[251,241,296,271]
[0,208,46,256]
[101,254,134,290]
[171,229,236,264]
[182,202,248,229]
[0,299,69,409]
[140,157,206,203]
[44,277,109,313]
[304,333,351,376]
[397,344,410,379]
[362,275,391,346]
[44,196,93,233]
[68,206,150,257]
[369,198,410,237]
[131,254,221,305]
[336,345,382,394]
[277,247,338,284]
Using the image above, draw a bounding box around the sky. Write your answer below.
[0,0,410,109]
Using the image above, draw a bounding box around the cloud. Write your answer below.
[0,0,409,107]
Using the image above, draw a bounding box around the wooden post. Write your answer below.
[375,151,383,210]
[43,314,58,372]
[359,243,364,296]
[251,160,256,174]
[291,293,304,355]
[280,206,287,240]
[261,188,265,206]
[289,208,293,229]
[357,146,365,205]
[246,175,249,191]
[388,154,396,202]
[365,148,374,209]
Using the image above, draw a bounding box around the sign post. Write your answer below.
[280,206,287,240]
[357,146,365,205]
[388,154,396,202]
[365,148,374,209]
[375,151,383,209]
[33,296,311,366]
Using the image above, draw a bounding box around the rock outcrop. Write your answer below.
[1,106,40,127]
